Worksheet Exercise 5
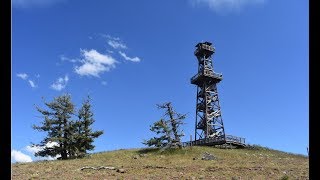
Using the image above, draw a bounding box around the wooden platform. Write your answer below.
[190,71,222,86]
[182,135,246,148]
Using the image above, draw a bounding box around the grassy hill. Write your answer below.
[11,146,309,179]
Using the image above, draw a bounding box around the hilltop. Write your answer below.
[11,146,309,179]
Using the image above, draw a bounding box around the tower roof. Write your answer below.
[195,41,212,47]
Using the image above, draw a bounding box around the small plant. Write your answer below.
[280,175,289,180]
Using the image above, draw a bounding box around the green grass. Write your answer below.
[12,146,309,179]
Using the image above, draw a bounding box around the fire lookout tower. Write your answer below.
[189,41,246,147]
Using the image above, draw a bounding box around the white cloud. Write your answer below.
[108,40,127,49]
[17,73,38,88]
[51,75,69,91]
[101,34,127,49]
[81,49,115,65]
[26,142,59,154]
[46,141,59,148]
[38,156,59,161]
[101,34,120,41]
[106,49,114,54]
[101,81,107,86]
[75,49,117,77]
[60,55,78,63]
[17,73,28,80]
[25,145,42,154]
[28,80,36,88]
[75,63,107,77]
[25,142,60,161]
[11,150,32,163]
[12,0,66,8]
[119,51,141,62]
[191,0,265,13]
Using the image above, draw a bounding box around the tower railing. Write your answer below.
[194,44,215,55]
[190,71,223,84]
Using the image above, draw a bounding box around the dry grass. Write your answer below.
[11,146,309,179]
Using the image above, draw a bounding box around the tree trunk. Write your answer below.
[167,104,181,144]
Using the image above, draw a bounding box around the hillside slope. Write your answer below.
[11,146,309,179]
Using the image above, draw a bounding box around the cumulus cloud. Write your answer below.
[17,73,28,80]
[51,75,69,91]
[11,150,32,163]
[12,0,67,8]
[191,0,265,13]
[75,49,117,77]
[119,51,141,62]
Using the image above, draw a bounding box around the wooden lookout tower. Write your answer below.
[188,41,246,147]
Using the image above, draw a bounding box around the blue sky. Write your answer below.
[12,0,309,162]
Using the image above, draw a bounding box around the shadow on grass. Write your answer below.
[138,147,190,155]
[138,147,160,154]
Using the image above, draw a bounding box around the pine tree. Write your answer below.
[33,94,75,160]
[32,94,103,160]
[75,96,103,157]
[144,102,186,149]
[143,119,171,147]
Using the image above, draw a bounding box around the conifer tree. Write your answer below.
[32,94,103,159]
[33,94,75,160]
[143,119,171,147]
[75,96,103,157]
[144,102,186,149]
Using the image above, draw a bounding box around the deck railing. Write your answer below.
[182,135,246,147]
[225,135,246,144]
